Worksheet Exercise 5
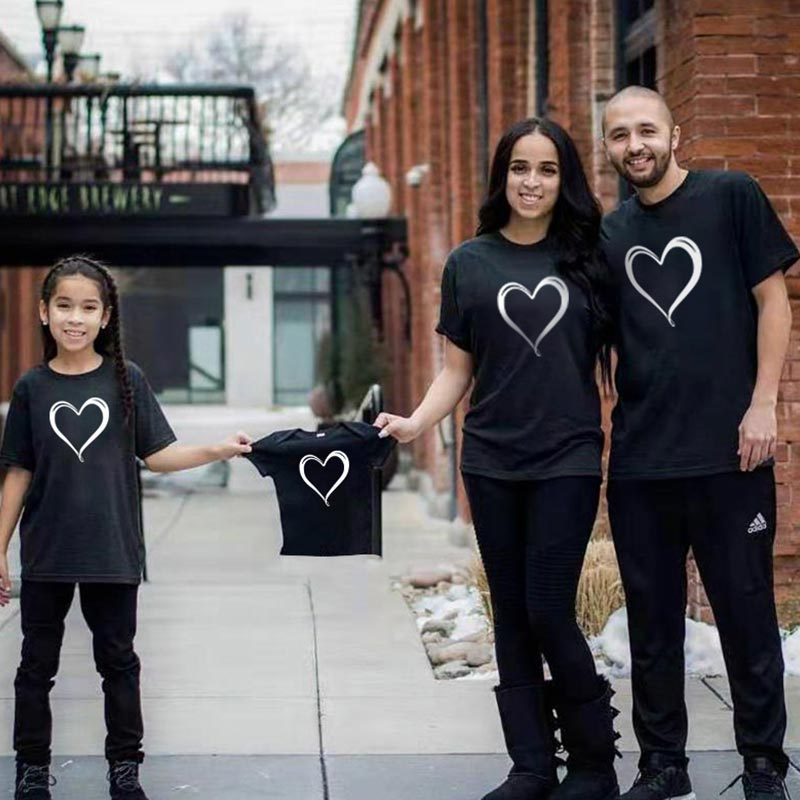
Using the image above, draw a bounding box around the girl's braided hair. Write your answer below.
[40,254,134,425]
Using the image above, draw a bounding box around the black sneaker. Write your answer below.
[14,763,55,799]
[108,761,149,800]
[620,764,695,800]
[721,757,791,800]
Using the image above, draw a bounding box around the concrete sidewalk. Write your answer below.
[1,476,798,798]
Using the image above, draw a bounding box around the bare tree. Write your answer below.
[162,12,340,151]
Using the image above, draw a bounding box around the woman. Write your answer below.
[374,118,618,800]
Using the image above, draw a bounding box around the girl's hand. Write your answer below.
[373,412,422,443]
[217,431,253,460]
[0,553,11,607]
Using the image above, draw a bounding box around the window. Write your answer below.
[617,0,656,91]
[272,267,331,406]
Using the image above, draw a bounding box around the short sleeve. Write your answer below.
[435,252,471,351]
[0,380,35,471]
[129,363,177,460]
[729,173,799,288]
[369,429,397,468]
[243,433,279,477]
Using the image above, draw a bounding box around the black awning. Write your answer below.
[0,216,407,267]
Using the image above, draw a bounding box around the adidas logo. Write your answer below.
[747,513,768,534]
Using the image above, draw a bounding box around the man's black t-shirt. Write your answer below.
[244,421,396,556]
[600,170,799,479]
[0,358,177,582]
[436,232,603,480]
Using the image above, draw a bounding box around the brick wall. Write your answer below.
[346,2,800,617]
[0,35,42,404]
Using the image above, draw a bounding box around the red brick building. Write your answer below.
[0,32,43,402]
[343,0,800,620]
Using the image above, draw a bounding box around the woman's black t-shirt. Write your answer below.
[0,358,176,583]
[436,233,603,480]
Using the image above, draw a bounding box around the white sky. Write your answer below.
[3,0,357,153]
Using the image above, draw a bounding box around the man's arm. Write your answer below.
[738,270,792,471]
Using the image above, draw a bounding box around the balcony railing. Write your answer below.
[0,84,275,215]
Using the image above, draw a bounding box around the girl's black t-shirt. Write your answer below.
[600,170,800,479]
[436,233,603,480]
[0,358,176,583]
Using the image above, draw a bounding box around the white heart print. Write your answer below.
[299,450,350,507]
[497,276,569,356]
[49,397,110,463]
[624,236,702,327]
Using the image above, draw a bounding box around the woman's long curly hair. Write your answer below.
[40,254,134,424]
[477,117,614,390]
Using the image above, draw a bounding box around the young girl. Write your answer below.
[375,118,619,800]
[0,255,252,800]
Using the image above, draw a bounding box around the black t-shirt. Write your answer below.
[0,358,176,582]
[244,421,396,556]
[436,232,603,480]
[600,170,799,479]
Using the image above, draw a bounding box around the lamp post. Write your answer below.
[35,0,63,81]
[351,162,392,218]
[58,24,86,83]
[78,53,101,81]
[35,0,63,176]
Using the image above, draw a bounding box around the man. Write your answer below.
[600,85,799,800]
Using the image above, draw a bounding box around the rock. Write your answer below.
[434,661,472,679]
[476,662,498,674]
[465,643,494,667]
[408,568,453,588]
[436,580,451,592]
[421,619,455,637]
[447,584,469,600]
[421,631,443,644]
[428,641,474,665]
[451,573,467,584]
[443,608,459,621]
[454,631,486,644]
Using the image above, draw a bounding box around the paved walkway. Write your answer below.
[0,474,798,798]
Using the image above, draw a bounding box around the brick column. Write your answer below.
[658,0,800,621]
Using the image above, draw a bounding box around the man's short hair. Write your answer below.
[602,86,675,134]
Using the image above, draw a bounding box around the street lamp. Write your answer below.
[35,0,64,176]
[58,24,86,83]
[35,0,63,82]
[78,53,101,81]
[351,162,392,218]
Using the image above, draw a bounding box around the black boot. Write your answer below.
[549,676,620,800]
[14,763,55,800]
[108,760,149,800]
[481,684,559,800]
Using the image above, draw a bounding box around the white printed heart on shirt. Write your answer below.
[49,397,110,463]
[624,236,703,327]
[497,276,569,356]
[299,450,350,507]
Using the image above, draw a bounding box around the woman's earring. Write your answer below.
[42,321,48,326]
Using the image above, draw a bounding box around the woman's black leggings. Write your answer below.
[462,472,601,701]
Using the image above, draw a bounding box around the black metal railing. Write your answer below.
[0,84,275,214]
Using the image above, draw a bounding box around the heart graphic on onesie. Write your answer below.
[497,276,569,356]
[49,397,110,463]
[624,236,702,327]
[299,450,350,507]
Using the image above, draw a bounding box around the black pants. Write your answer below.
[14,581,144,766]
[608,468,787,772]
[462,473,602,701]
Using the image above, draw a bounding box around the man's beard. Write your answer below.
[622,150,671,188]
